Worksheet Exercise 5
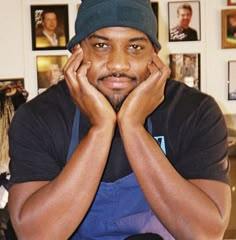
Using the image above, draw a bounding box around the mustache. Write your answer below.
[98,72,137,81]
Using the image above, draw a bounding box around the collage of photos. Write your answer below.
[1,1,236,240]
[27,1,236,98]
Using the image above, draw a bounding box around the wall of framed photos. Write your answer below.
[0,0,236,114]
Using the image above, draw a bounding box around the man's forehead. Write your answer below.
[87,27,149,40]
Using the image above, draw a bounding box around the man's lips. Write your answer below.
[98,73,137,89]
[102,77,134,89]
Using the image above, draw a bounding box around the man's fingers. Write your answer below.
[149,54,171,79]
[64,46,83,74]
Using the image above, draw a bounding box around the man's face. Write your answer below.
[42,12,57,32]
[80,27,155,110]
[177,8,192,29]
[229,15,236,27]
[184,57,192,67]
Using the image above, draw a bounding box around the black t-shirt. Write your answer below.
[8,79,229,185]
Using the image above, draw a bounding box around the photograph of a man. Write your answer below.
[169,53,200,90]
[227,13,236,40]
[169,1,200,42]
[228,61,236,100]
[36,55,68,93]
[31,5,69,50]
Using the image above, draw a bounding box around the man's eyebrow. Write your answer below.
[88,34,109,41]
[88,34,149,42]
[129,37,149,43]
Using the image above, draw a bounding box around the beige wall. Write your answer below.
[0,0,236,114]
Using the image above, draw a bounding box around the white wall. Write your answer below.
[0,0,236,114]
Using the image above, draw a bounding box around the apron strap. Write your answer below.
[66,110,153,162]
[66,108,80,161]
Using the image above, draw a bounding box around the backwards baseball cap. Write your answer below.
[67,0,161,51]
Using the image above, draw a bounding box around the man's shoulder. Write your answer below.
[165,79,208,102]
[159,79,216,119]
[187,27,197,34]
[15,80,74,122]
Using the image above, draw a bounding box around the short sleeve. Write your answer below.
[174,96,229,183]
[8,105,63,185]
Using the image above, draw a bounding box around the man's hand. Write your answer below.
[118,54,170,126]
[64,45,116,127]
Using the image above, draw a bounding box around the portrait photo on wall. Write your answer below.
[168,1,201,42]
[36,55,68,94]
[228,0,236,6]
[169,53,200,90]
[31,5,69,50]
[222,9,236,48]
[228,61,236,100]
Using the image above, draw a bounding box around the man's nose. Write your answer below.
[106,49,130,72]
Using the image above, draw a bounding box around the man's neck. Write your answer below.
[43,29,55,37]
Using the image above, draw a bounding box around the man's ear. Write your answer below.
[154,46,160,55]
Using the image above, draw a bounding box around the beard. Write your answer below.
[96,73,137,112]
[105,91,127,112]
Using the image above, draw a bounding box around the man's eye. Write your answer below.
[95,43,108,48]
[129,44,143,51]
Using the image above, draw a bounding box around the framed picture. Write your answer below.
[151,2,159,39]
[31,5,69,50]
[228,61,236,100]
[169,53,201,90]
[36,55,68,94]
[228,0,236,6]
[0,78,26,97]
[222,9,236,48]
[168,1,201,42]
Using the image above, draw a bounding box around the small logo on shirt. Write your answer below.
[154,136,166,155]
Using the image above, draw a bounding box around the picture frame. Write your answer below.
[222,9,236,48]
[31,5,69,50]
[228,61,236,100]
[168,1,201,42]
[0,78,25,97]
[36,55,68,94]
[151,2,159,39]
[228,0,236,6]
[169,53,201,90]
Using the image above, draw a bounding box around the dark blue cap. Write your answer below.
[67,0,161,51]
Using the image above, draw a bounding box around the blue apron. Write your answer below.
[67,109,174,240]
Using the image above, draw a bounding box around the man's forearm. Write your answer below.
[9,124,115,240]
[119,123,231,240]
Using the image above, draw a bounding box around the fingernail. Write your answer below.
[72,44,81,53]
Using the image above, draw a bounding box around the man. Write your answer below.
[35,9,66,48]
[179,55,198,89]
[170,4,198,41]
[8,0,231,239]
[227,13,236,40]
[38,63,63,90]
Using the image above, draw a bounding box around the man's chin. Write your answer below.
[106,94,127,112]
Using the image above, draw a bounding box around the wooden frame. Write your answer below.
[168,1,201,42]
[151,2,159,39]
[36,55,68,94]
[228,0,236,6]
[169,53,201,90]
[228,61,236,100]
[222,9,236,48]
[31,5,69,50]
